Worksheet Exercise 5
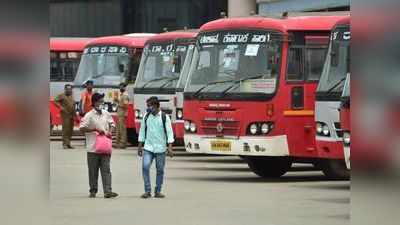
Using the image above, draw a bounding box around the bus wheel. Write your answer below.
[245,157,292,178]
[321,159,350,180]
[127,128,138,146]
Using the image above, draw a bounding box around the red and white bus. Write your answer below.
[132,30,198,144]
[183,15,347,178]
[50,37,92,129]
[73,33,155,143]
[315,16,350,177]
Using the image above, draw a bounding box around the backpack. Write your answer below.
[144,111,167,143]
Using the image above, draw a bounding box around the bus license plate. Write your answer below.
[211,140,231,152]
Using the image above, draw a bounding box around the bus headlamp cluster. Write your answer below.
[316,122,330,136]
[176,108,183,120]
[247,122,274,135]
[135,109,143,119]
[343,131,350,146]
[184,120,197,133]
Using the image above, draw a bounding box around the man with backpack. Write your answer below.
[138,96,174,199]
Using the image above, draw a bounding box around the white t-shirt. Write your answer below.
[79,109,115,152]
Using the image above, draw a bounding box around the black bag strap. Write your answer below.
[144,112,168,143]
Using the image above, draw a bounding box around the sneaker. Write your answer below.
[67,145,75,149]
[104,192,119,198]
[62,145,69,149]
[141,192,151,199]
[89,193,96,198]
[154,192,165,198]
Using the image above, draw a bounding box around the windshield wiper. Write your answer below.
[140,77,167,89]
[220,75,266,95]
[325,77,346,94]
[192,79,234,98]
[158,76,180,89]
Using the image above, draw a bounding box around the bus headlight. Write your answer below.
[190,122,197,132]
[112,103,118,112]
[261,123,270,134]
[316,122,323,134]
[135,109,142,119]
[249,123,258,135]
[184,120,191,131]
[343,132,351,146]
[176,109,183,120]
[322,125,330,136]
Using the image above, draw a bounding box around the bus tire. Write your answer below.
[321,159,350,180]
[245,156,292,178]
[127,128,138,146]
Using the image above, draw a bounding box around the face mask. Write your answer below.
[95,104,104,113]
[146,106,153,114]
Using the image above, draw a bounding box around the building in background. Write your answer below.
[257,0,350,15]
[50,0,227,37]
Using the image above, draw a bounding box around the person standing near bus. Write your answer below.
[79,93,119,199]
[54,84,77,149]
[80,80,94,115]
[138,96,174,199]
[113,82,129,149]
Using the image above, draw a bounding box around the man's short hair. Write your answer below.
[85,80,94,85]
[146,96,160,107]
[64,84,72,89]
[119,82,127,87]
[91,93,105,106]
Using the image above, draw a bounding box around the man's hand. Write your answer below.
[167,145,173,158]
[96,129,105,135]
[138,144,143,157]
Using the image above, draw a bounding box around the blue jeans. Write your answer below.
[142,150,166,193]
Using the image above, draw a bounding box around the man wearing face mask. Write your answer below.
[79,93,118,198]
[138,96,174,199]
[54,84,77,149]
[113,82,129,149]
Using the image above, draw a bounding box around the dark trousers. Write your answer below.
[87,152,112,194]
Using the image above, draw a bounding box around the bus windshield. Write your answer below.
[342,73,350,98]
[74,46,131,86]
[135,42,189,89]
[185,31,281,95]
[317,25,350,94]
[177,44,195,90]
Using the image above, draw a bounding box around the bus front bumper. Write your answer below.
[184,134,289,156]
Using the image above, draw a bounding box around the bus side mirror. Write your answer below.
[119,64,125,73]
[173,55,181,73]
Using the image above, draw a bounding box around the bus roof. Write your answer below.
[334,16,350,27]
[145,30,199,44]
[199,15,349,34]
[86,33,156,48]
[50,37,92,52]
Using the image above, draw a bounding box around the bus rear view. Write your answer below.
[183,14,348,178]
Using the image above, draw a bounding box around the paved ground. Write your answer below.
[50,140,350,225]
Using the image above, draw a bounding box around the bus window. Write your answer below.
[305,48,327,81]
[287,48,304,81]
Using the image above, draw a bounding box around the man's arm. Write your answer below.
[78,113,102,134]
[53,94,64,110]
[137,117,146,156]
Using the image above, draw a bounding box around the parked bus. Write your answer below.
[340,73,350,169]
[183,14,348,178]
[50,37,91,130]
[133,30,198,144]
[315,17,350,178]
[73,33,155,143]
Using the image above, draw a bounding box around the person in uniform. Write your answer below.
[80,80,94,115]
[54,84,77,149]
[113,82,129,149]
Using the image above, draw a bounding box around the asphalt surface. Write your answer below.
[50,140,350,225]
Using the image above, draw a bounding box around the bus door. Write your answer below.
[284,35,329,157]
